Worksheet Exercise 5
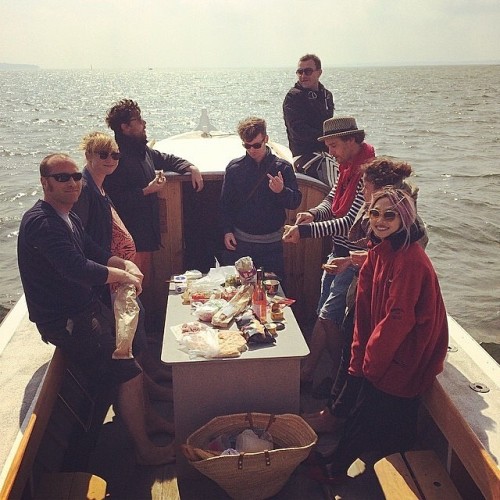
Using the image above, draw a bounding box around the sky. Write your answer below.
[1,0,499,69]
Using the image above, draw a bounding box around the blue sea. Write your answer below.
[0,65,499,350]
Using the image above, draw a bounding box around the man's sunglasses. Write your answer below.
[96,151,121,160]
[296,68,316,76]
[243,141,264,150]
[43,172,83,183]
[368,208,398,221]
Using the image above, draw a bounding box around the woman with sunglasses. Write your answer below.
[303,157,428,430]
[306,187,448,485]
[73,132,174,431]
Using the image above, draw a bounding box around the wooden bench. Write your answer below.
[34,471,106,500]
[0,348,107,500]
[374,450,462,499]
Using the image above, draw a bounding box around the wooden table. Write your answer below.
[161,291,309,477]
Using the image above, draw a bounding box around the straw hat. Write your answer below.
[318,116,364,141]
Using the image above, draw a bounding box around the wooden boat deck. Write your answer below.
[87,329,386,500]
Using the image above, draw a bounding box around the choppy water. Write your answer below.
[0,65,499,348]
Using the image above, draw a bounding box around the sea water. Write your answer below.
[0,65,499,350]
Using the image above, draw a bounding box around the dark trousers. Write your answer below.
[326,379,420,474]
[222,239,285,284]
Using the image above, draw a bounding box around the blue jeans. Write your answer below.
[317,255,356,325]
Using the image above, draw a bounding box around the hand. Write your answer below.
[189,166,204,192]
[322,257,351,275]
[295,211,314,224]
[123,260,144,281]
[349,250,368,268]
[224,232,237,251]
[267,171,284,193]
[143,171,165,195]
[282,225,300,244]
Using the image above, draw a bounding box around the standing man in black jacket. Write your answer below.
[104,99,203,321]
[283,54,336,186]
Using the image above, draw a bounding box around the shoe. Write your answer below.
[303,464,348,485]
[312,377,333,399]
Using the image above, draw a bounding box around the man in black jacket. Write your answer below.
[283,54,336,186]
[104,100,203,311]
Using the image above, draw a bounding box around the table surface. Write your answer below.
[161,291,309,364]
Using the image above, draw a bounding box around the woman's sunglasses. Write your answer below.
[96,151,121,160]
[368,208,398,221]
[43,172,83,183]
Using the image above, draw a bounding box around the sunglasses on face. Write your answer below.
[243,141,264,150]
[43,172,83,183]
[296,68,316,76]
[368,208,398,221]
[96,151,121,160]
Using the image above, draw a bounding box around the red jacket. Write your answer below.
[349,238,448,397]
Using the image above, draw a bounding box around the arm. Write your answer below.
[106,256,144,294]
[150,148,204,191]
[297,184,364,239]
[267,162,302,209]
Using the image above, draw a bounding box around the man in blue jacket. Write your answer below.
[220,117,302,281]
[18,153,174,465]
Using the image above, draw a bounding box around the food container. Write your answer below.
[263,279,279,295]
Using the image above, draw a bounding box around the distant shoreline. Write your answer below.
[0,63,39,71]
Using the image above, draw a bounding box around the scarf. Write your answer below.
[331,142,375,217]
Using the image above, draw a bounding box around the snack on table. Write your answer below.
[211,284,253,328]
[234,256,256,284]
[215,330,248,357]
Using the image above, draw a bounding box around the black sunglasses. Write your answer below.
[368,208,398,221]
[43,172,83,183]
[296,68,316,76]
[243,141,264,150]
[96,151,121,160]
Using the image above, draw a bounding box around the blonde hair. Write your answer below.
[80,131,118,156]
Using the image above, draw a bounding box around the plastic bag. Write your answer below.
[112,283,139,359]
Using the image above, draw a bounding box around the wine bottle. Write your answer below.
[252,268,267,322]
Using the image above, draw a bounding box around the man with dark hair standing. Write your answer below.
[283,54,336,186]
[103,99,203,301]
[18,153,174,465]
[220,117,302,281]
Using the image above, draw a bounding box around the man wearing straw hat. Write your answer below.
[283,116,375,398]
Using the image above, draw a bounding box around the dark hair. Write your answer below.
[362,157,413,189]
[299,54,321,70]
[339,131,365,144]
[106,99,141,132]
[237,117,267,142]
[39,153,75,176]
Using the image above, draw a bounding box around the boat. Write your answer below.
[0,111,498,499]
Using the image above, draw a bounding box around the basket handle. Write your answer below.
[244,412,276,432]
[237,451,271,470]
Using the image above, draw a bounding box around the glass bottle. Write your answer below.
[252,268,267,322]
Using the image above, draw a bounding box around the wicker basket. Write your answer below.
[185,412,317,499]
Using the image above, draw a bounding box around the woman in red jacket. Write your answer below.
[307,187,449,484]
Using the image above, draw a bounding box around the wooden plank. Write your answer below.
[374,453,420,499]
[404,451,462,500]
[35,472,106,500]
[0,348,67,499]
[423,379,500,499]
